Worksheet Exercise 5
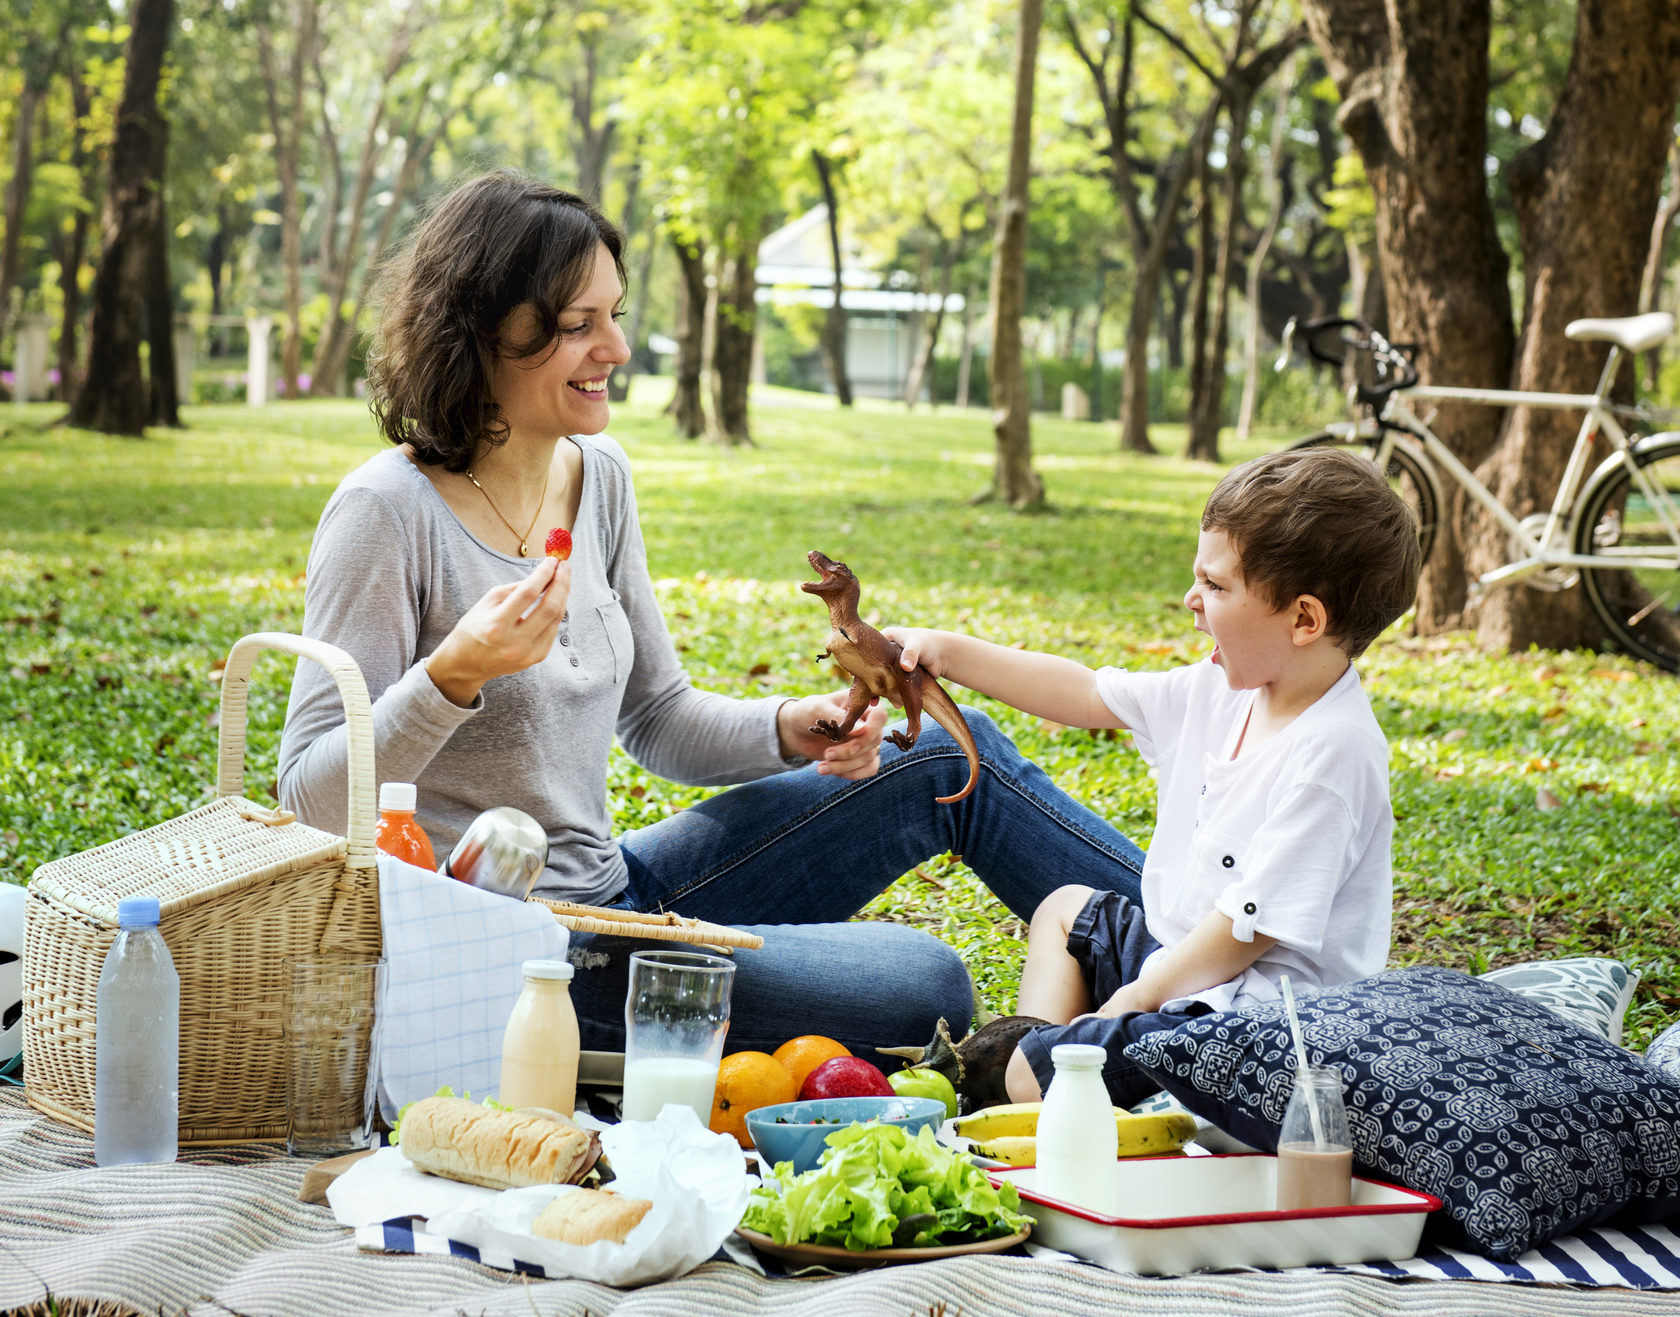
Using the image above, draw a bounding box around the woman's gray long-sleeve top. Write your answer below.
[277,437,793,905]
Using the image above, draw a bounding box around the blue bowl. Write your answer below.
[745,1095,947,1175]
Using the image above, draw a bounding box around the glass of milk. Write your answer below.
[620,950,736,1122]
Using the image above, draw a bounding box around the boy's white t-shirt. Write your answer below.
[1094,658,1392,1013]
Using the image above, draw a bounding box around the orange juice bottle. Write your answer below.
[375,781,437,869]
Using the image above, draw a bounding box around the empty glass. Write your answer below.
[620,950,734,1122]
[284,957,387,1158]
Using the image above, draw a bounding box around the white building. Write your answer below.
[755,206,965,400]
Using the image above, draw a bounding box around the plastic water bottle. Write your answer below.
[94,895,179,1166]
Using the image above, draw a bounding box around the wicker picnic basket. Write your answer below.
[23,632,381,1144]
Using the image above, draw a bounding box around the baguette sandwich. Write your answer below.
[400,1096,602,1190]
[532,1188,653,1246]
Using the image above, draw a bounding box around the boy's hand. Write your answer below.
[1093,984,1149,1019]
[882,626,946,677]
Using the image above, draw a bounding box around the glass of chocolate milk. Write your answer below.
[1275,1065,1353,1211]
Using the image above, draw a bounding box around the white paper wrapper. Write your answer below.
[327,1106,750,1287]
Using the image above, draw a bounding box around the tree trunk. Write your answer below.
[1471,0,1680,656]
[1637,133,1680,389]
[257,0,319,400]
[55,61,94,408]
[710,239,757,446]
[0,81,43,347]
[986,0,1046,508]
[1186,87,1250,463]
[955,283,977,408]
[67,0,174,435]
[146,117,179,427]
[812,149,852,407]
[571,36,615,205]
[1236,57,1297,442]
[1184,152,1215,457]
[905,225,965,411]
[608,155,644,404]
[1301,0,1515,634]
[666,234,707,438]
[315,117,448,395]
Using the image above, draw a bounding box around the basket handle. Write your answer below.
[216,631,378,872]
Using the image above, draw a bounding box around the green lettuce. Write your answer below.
[389,1086,513,1145]
[740,1123,1032,1252]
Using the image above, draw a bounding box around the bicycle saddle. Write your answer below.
[1564,311,1674,353]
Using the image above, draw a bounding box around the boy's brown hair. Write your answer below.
[1201,447,1422,658]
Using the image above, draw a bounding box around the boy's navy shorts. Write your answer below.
[1016,889,1209,1108]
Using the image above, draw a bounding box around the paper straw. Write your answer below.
[1280,975,1327,1147]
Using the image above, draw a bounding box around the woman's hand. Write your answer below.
[424,557,572,707]
[776,690,890,779]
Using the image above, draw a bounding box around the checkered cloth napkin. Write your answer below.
[375,854,568,1120]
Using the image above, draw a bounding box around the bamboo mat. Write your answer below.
[526,898,764,951]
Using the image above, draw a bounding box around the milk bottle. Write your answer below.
[1036,1043,1120,1213]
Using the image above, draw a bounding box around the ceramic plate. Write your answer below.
[734,1226,1030,1270]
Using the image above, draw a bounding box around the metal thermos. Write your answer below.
[444,807,549,899]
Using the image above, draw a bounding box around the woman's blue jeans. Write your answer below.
[565,709,1145,1066]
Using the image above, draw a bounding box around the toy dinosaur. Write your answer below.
[878,1015,1049,1111]
[800,550,979,804]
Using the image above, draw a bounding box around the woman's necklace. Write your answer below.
[464,466,550,556]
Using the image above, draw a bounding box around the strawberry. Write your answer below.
[544,527,573,562]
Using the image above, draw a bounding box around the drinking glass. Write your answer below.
[1275,1064,1353,1210]
[284,956,387,1158]
[620,950,735,1122]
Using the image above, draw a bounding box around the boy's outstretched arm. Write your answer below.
[884,627,1125,730]
[1095,911,1278,1017]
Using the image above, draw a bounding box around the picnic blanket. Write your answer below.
[3,1091,1679,1317]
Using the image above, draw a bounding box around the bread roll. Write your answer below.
[400,1097,601,1190]
[532,1189,652,1246]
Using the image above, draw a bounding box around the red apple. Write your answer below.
[799,1056,894,1100]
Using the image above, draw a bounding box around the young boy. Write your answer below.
[888,448,1422,1106]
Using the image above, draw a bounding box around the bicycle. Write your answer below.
[1273,312,1680,672]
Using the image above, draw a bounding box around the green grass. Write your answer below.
[4,383,1678,1049]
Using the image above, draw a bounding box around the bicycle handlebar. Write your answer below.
[1276,314,1421,404]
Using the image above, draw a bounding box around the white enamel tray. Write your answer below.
[989,1153,1440,1275]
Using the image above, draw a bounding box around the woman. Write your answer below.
[278,169,1144,1061]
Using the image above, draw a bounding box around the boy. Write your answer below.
[888,448,1421,1106]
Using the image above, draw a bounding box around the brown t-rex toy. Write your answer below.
[800,549,979,803]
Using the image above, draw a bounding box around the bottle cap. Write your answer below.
[522,958,574,982]
[379,782,418,812]
[1050,1043,1106,1070]
[116,895,161,927]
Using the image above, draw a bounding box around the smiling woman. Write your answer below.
[273,168,1156,1069]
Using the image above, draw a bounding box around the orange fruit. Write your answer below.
[772,1035,852,1094]
[710,1050,798,1148]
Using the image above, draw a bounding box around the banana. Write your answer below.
[952,1102,1041,1141]
[1116,1110,1199,1156]
[958,1106,1200,1157]
[968,1135,1038,1165]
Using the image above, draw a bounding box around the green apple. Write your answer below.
[888,1066,959,1120]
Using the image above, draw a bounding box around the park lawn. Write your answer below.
[3,384,1678,1049]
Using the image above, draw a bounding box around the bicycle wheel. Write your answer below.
[1286,430,1442,565]
[1572,432,1680,672]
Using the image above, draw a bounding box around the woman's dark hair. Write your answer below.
[366,169,626,471]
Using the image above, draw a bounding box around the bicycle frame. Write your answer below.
[1350,346,1680,591]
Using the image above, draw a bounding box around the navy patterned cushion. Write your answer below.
[1123,967,1680,1260]
[1480,956,1639,1045]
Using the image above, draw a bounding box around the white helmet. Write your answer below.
[0,883,24,1068]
